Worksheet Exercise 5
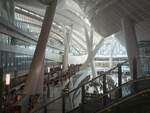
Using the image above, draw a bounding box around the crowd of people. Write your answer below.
[2,64,82,113]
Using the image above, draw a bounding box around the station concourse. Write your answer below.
[0,0,150,113]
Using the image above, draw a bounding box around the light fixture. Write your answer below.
[60,65,63,69]
[47,67,50,73]
[5,73,11,85]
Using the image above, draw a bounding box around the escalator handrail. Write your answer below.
[96,88,150,113]
[65,60,128,94]
[86,76,150,101]
[67,77,150,113]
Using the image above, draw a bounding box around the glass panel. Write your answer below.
[139,41,150,77]
[0,51,1,68]
[1,51,7,73]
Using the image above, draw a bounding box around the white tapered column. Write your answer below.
[81,38,104,69]
[122,17,141,78]
[24,0,57,95]
[63,27,72,72]
[35,61,44,95]
[84,26,97,77]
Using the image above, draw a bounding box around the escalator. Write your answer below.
[68,77,150,113]
[98,89,150,113]
[82,77,150,113]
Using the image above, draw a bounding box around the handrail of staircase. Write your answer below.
[67,60,128,94]
[87,76,150,113]
[30,60,128,113]
[91,76,150,101]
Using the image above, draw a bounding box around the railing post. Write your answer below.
[0,68,3,113]
[59,70,61,84]
[133,57,137,80]
[118,64,122,98]
[81,85,85,113]
[47,73,50,98]
[60,69,63,85]
[103,74,106,105]
[62,90,66,113]
[81,85,85,104]
[132,57,137,93]
[44,105,47,113]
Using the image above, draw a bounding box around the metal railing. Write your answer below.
[80,77,150,113]
[31,61,131,113]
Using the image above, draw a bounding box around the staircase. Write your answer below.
[67,77,150,113]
